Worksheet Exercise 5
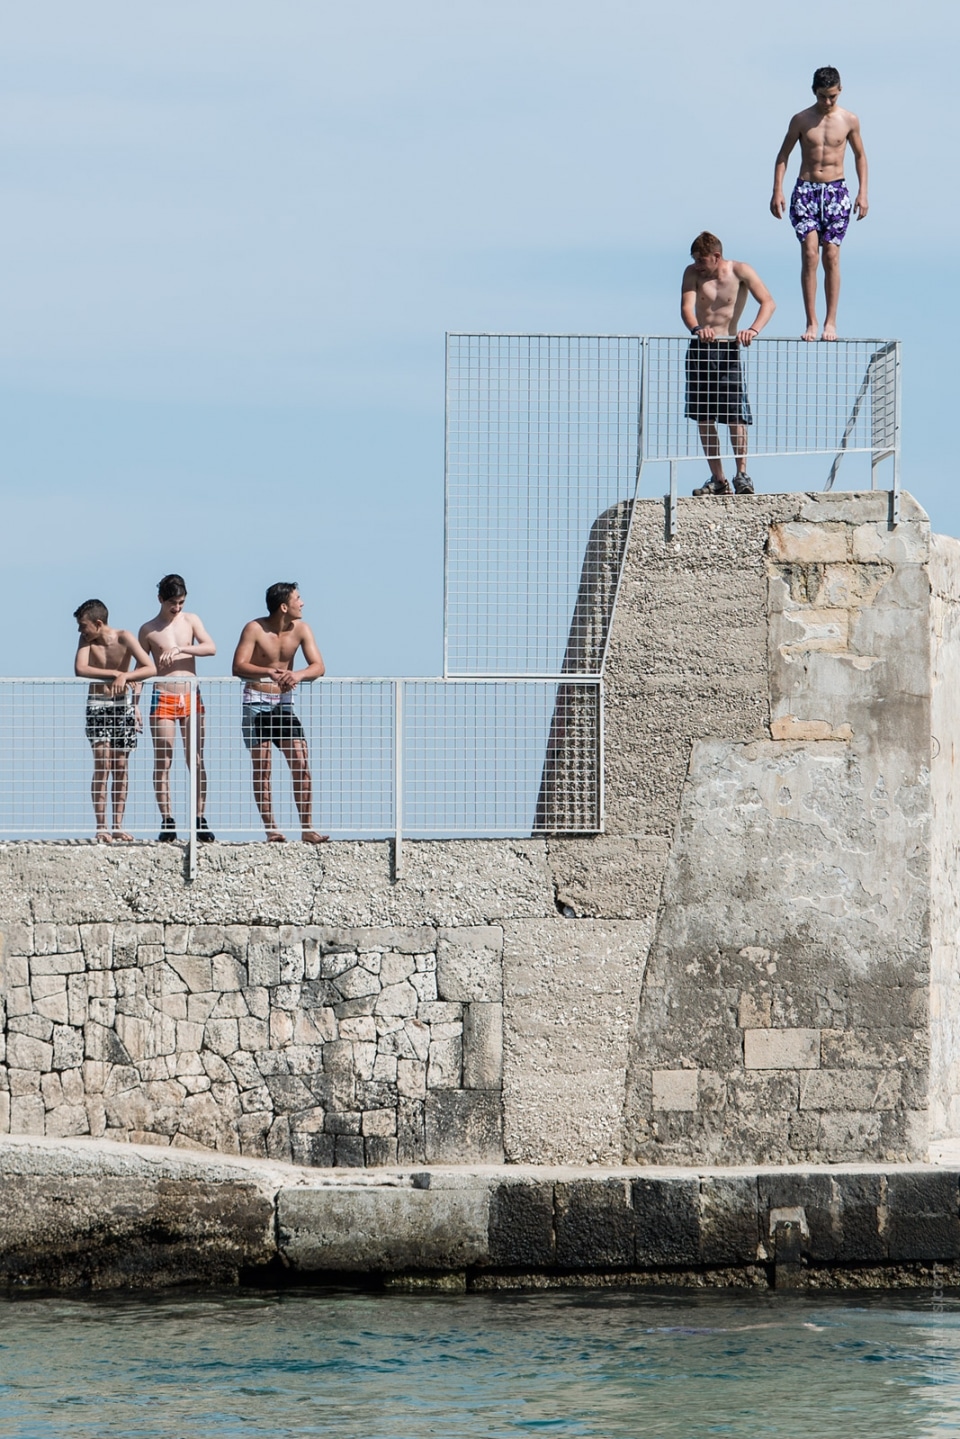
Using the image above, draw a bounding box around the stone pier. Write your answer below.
[3,490,960,1285]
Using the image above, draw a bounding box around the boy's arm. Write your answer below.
[770,115,801,218]
[734,265,776,345]
[287,623,325,687]
[187,613,217,658]
[848,115,868,218]
[680,268,701,336]
[117,631,157,686]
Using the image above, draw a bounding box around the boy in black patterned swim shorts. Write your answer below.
[770,66,869,342]
[232,583,328,843]
[74,599,156,842]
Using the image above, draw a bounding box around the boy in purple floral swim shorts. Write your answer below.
[770,66,869,342]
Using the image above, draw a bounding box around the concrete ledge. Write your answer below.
[2,1137,960,1290]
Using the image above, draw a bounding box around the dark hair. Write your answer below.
[812,66,841,91]
[74,599,108,625]
[157,573,187,602]
[690,231,722,259]
[266,581,299,615]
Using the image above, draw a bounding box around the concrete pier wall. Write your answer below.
[1,491,958,1171]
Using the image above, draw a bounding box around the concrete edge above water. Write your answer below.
[3,1135,960,1293]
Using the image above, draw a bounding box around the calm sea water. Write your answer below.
[1,1286,959,1437]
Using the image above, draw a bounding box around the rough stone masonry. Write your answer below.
[1,491,958,1171]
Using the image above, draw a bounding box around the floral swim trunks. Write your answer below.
[789,179,852,246]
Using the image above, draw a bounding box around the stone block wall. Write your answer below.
[0,916,505,1165]
[0,841,650,1166]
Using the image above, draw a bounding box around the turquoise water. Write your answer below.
[1,1287,960,1437]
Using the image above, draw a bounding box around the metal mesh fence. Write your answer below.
[444,334,642,677]
[643,336,899,463]
[0,677,601,844]
[445,334,901,676]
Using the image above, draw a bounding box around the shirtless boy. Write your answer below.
[232,582,327,843]
[74,599,156,842]
[770,65,869,342]
[681,232,776,496]
[138,574,217,842]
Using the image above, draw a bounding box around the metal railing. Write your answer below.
[444,334,901,673]
[642,336,901,537]
[0,677,602,874]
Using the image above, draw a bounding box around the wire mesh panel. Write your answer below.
[445,334,642,676]
[200,679,396,840]
[401,679,600,836]
[0,680,196,841]
[643,337,899,463]
[0,677,601,842]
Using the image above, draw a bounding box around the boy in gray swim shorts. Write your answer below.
[770,66,869,341]
[74,599,156,842]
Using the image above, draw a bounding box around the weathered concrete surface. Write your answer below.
[3,1137,960,1290]
[930,534,960,1141]
[1,491,958,1171]
[502,919,652,1164]
[613,492,951,1165]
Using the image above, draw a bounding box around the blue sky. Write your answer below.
[1,0,953,676]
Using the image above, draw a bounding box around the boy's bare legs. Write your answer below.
[90,745,112,841]
[279,737,328,843]
[729,422,749,479]
[178,712,208,818]
[150,713,176,823]
[696,421,726,482]
[250,741,284,840]
[800,232,820,341]
[821,243,840,340]
[110,751,132,841]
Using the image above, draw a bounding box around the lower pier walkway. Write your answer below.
[4,1135,960,1292]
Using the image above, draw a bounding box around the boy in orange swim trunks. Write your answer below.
[138,574,217,842]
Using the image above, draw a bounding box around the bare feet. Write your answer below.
[302,831,329,844]
[95,830,113,844]
[112,830,133,842]
[266,831,287,843]
[821,323,838,341]
[801,322,818,342]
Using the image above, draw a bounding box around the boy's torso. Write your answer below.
[797,104,854,183]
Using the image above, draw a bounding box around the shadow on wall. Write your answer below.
[535,501,632,833]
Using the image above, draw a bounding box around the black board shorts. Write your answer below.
[685,339,753,426]
[242,702,306,750]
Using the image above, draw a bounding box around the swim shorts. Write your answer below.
[789,179,852,246]
[685,339,753,427]
[85,694,138,752]
[150,687,204,721]
[242,699,306,750]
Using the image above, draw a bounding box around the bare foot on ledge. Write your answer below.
[802,322,818,342]
[112,830,133,842]
[95,830,113,843]
[821,323,838,341]
[266,831,287,842]
[302,831,329,844]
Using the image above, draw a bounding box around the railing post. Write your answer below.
[597,678,605,833]
[666,460,678,541]
[892,340,902,528]
[394,679,403,880]
[187,676,198,880]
